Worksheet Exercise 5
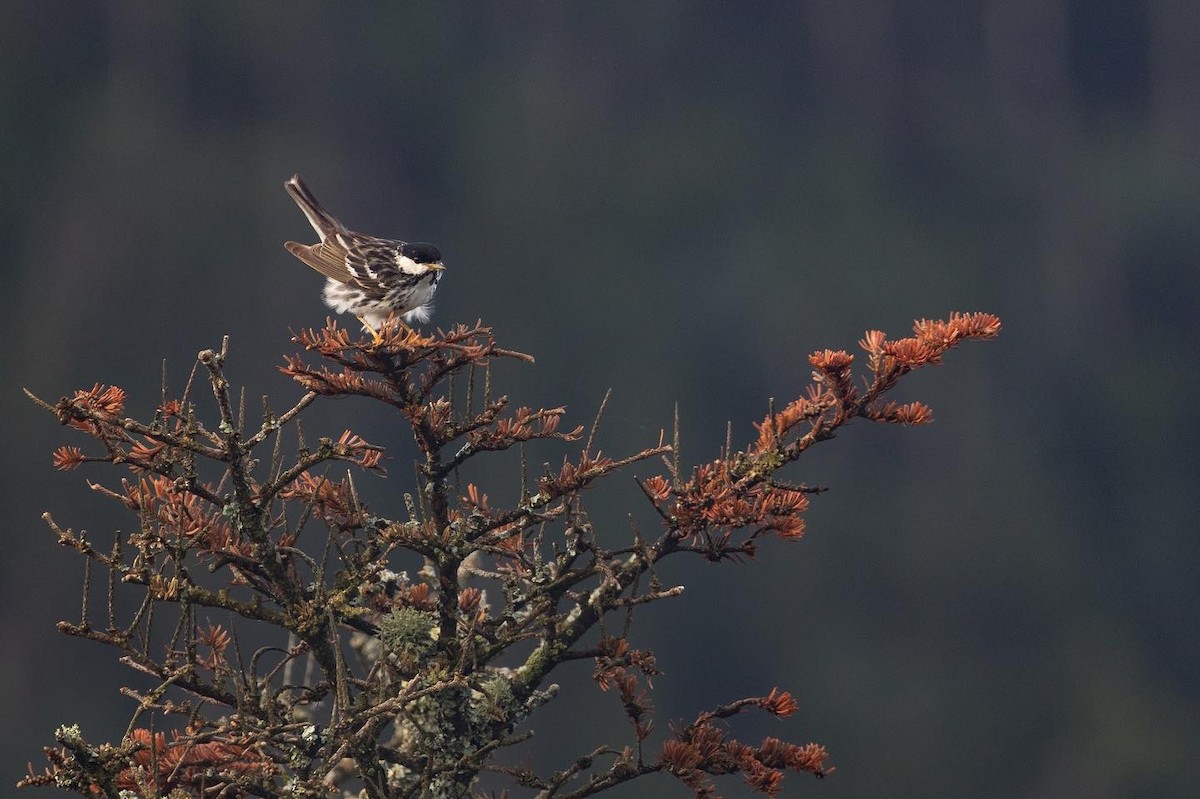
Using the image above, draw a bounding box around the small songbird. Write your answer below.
[283,174,445,340]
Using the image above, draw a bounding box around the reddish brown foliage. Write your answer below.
[51,446,87,471]
[115,728,274,794]
[661,709,833,799]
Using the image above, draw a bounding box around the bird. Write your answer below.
[283,174,445,341]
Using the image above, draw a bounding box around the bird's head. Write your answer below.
[397,242,445,276]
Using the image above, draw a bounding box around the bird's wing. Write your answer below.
[344,237,407,287]
[284,240,354,284]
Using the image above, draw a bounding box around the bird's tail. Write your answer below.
[285,174,343,240]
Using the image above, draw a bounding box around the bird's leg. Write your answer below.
[357,316,385,345]
[388,314,416,339]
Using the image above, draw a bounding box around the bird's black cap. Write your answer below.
[401,242,442,264]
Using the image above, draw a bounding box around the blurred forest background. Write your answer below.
[2,3,1197,798]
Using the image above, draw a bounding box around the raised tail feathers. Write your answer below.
[285,174,343,240]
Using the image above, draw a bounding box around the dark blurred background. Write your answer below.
[2,3,1197,797]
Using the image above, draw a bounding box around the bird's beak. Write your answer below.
[428,263,446,272]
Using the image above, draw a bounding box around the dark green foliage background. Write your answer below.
[2,3,1196,797]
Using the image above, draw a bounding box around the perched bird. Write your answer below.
[283,174,445,340]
